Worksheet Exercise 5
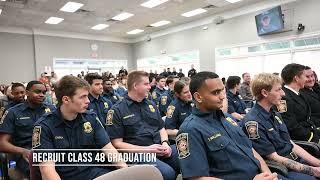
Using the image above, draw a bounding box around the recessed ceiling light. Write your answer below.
[0,0,6,1]
[0,9,2,15]
[112,12,134,21]
[91,24,109,30]
[225,0,242,3]
[181,8,207,17]
[60,1,84,13]
[127,29,144,35]
[141,0,169,8]
[45,17,64,24]
[150,20,171,27]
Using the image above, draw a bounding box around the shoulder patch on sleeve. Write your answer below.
[148,105,155,113]
[0,107,5,118]
[106,110,114,126]
[161,96,168,105]
[152,91,157,99]
[0,110,9,125]
[166,105,175,118]
[32,126,41,148]
[176,133,190,159]
[276,100,287,113]
[245,121,260,139]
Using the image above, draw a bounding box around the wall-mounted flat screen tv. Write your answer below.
[255,6,284,36]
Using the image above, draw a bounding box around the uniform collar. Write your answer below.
[20,102,46,111]
[192,107,225,122]
[124,94,148,106]
[53,107,85,127]
[177,98,191,107]
[253,103,273,121]
[88,93,102,102]
[227,89,239,97]
[284,85,299,95]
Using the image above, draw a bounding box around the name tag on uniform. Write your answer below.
[268,128,274,132]
[19,117,31,120]
[208,133,221,141]
[181,112,187,115]
[123,114,135,119]
[55,136,64,140]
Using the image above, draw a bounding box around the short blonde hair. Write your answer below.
[127,71,149,91]
[251,73,282,101]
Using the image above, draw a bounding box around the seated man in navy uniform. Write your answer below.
[0,81,55,178]
[177,71,278,180]
[106,71,180,180]
[242,73,320,179]
[165,80,193,142]
[32,75,127,179]
[300,66,320,127]
[279,63,320,143]
[0,82,26,119]
[84,73,113,126]
[102,78,121,105]
[151,75,167,106]
[4,83,26,110]
[226,76,247,121]
[159,75,179,116]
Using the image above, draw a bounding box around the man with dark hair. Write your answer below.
[32,75,127,179]
[106,71,180,180]
[84,73,113,127]
[118,66,128,77]
[177,71,277,179]
[0,83,26,119]
[187,64,197,78]
[177,68,185,78]
[242,73,320,179]
[226,76,247,120]
[279,63,320,143]
[151,75,167,105]
[159,75,179,116]
[0,80,55,178]
[102,78,121,105]
[160,68,169,77]
[239,72,254,101]
[300,66,320,127]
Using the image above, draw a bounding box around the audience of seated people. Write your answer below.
[1,64,320,179]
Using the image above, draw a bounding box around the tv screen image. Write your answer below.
[255,6,284,36]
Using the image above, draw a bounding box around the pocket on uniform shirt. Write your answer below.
[15,118,33,127]
[207,136,232,169]
[122,116,139,126]
[207,136,230,151]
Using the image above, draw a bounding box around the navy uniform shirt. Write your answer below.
[88,94,113,127]
[151,87,166,106]
[159,90,175,116]
[165,98,192,130]
[106,94,164,146]
[103,90,121,105]
[0,102,55,149]
[115,86,127,97]
[227,90,247,115]
[0,100,22,119]
[177,108,261,179]
[241,103,293,157]
[32,109,111,180]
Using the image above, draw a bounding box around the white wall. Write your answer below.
[133,0,320,72]
[0,32,36,84]
[0,33,134,84]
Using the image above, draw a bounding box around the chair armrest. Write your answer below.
[293,140,320,158]
[265,160,288,177]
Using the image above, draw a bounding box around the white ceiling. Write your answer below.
[0,0,267,39]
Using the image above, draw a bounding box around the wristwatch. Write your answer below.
[161,140,170,145]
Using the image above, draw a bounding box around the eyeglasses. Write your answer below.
[31,90,47,94]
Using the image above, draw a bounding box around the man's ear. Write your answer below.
[62,96,70,104]
[193,92,202,103]
[261,89,268,98]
